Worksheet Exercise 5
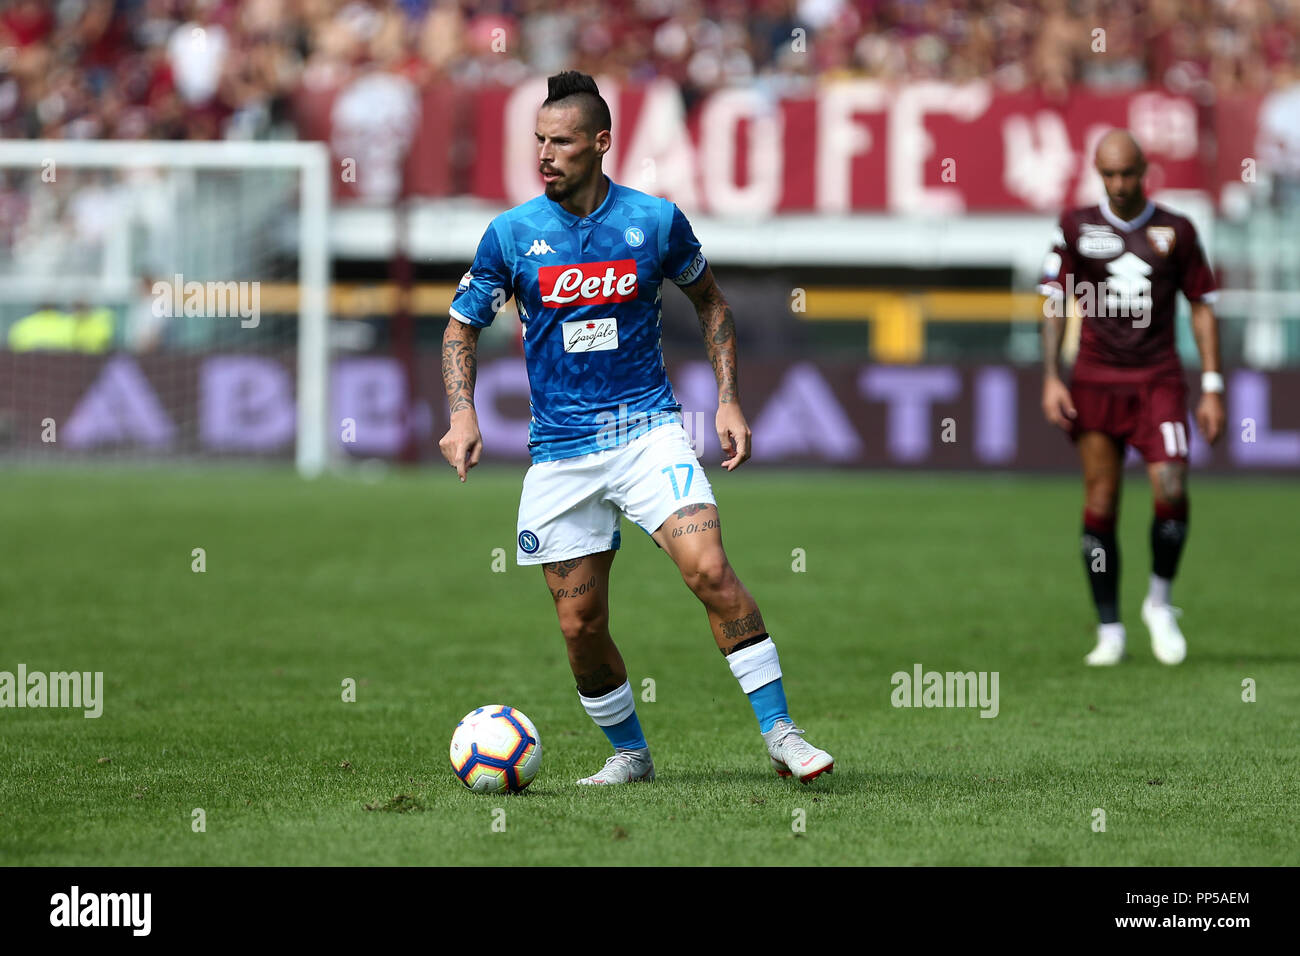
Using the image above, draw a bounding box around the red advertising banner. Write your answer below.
[293,77,1283,212]
[292,78,1289,213]
[469,80,1211,215]
[291,77,1295,212]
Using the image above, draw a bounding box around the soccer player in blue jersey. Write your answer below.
[440,71,834,785]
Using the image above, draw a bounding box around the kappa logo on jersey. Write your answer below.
[1077,229,1124,258]
[524,239,557,256]
[538,259,639,307]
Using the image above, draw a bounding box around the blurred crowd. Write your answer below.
[0,0,1297,141]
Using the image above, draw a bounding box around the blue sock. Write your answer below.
[602,711,648,751]
[748,679,790,733]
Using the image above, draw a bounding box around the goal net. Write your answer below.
[0,141,330,476]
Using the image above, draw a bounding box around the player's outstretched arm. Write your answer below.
[680,265,751,470]
[1040,300,1077,431]
[439,318,484,482]
[1191,301,1225,445]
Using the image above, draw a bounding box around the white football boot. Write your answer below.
[576,747,655,785]
[1085,624,1127,666]
[1142,598,1187,665]
[763,720,834,783]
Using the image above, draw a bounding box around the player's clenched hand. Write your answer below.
[439,413,483,482]
[1042,377,1077,431]
[717,404,752,471]
[1196,392,1225,446]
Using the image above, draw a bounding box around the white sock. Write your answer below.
[1147,575,1172,607]
[1098,622,1126,645]
[726,637,782,693]
[577,680,635,727]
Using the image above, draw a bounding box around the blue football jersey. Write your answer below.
[449,175,708,463]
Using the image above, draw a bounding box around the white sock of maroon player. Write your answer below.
[1148,575,1171,606]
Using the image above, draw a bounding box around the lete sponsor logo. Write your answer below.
[539,260,638,306]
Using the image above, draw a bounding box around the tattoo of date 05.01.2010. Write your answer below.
[670,517,719,538]
[551,575,597,600]
[669,503,717,538]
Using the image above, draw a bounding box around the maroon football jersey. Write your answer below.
[1037,201,1217,384]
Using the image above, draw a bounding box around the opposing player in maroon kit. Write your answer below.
[1038,129,1225,666]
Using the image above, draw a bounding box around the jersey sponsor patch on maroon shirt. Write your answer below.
[1038,202,1216,384]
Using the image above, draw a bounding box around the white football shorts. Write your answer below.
[516,422,716,565]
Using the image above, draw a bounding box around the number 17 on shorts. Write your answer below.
[661,463,695,500]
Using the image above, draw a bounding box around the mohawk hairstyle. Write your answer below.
[542,71,611,137]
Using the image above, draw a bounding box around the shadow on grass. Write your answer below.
[610,766,863,789]
[1184,652,1300,665]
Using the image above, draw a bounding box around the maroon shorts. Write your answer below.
[1069,378,1190,463]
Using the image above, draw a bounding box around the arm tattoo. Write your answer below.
[441,324,479,415]
[698,288,739,405]
[673,504,710,519]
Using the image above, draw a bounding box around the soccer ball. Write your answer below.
[449,705,542,793]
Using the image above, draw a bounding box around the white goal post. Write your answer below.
[0,140,332,476]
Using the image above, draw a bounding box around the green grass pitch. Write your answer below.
[2,466,1296,866]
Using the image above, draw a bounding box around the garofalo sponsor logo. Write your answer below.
[561,317,619,352]
[0,665,103,718]
[50,886,150,936]
[891,663,999,718]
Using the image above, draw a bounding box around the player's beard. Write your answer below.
[543,162,593,204]
[543,176,571,202]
